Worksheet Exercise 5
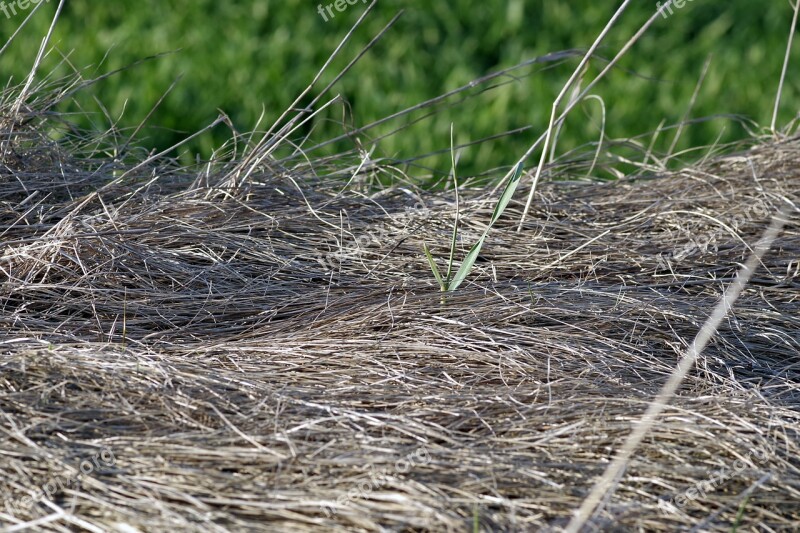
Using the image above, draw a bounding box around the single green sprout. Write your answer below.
[424,161,523,293]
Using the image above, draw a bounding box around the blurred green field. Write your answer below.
[2,0,797,179]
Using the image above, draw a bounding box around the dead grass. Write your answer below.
[2,90,800,531]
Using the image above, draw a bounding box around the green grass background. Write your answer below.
[2,0,797,179]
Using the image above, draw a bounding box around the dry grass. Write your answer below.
[1,96,800,532]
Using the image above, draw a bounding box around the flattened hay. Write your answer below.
[2,110,800,531]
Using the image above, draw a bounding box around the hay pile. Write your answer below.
[1,103,799,532]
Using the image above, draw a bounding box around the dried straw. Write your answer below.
[1,104,799,531]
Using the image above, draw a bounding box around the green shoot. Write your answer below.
[445,124,460,284]
[731,494,751,533]
[423,160,524,292]
[423,242,446,291]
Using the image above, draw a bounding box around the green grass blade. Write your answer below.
[423,242,446,291]
[448,163,524,292]
[445,124,460,284]
[447,237,485,292]
[489,162,524,225]
[731,494,751,533]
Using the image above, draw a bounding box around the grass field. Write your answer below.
[2,1,797,178]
